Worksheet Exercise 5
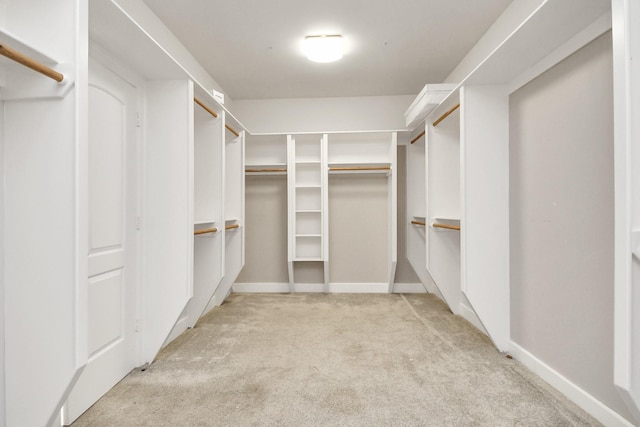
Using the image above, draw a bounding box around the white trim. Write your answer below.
[233,282,427,294]
[509,342,635,427]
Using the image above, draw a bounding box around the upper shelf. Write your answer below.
[415,0,611,129]
[90,0,247,133]
[0,27,59,65]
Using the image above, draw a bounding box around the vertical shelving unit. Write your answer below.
[406,124,432,291]
[426,99,463,314]
[187,97,224,326]
[209,116,245,307]
[288,134,328,291]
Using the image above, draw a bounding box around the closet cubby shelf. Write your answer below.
[245,162,286,168]
[294,257,324,262]
[432,217,461,225]
[194,219,217,225]
[296,209,322,213]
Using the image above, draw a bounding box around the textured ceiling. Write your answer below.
[144,0,512,100]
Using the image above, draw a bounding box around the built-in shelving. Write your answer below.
[288,134,328,289]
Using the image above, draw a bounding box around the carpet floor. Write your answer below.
[71,293,601,426]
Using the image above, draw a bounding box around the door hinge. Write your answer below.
[136,112,141,127]
[135,319,140,333]
[136,216,142,230]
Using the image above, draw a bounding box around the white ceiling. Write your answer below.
[143,0,512,100]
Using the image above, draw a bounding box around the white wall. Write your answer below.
[233,95,415,134]
[509,32,634,423]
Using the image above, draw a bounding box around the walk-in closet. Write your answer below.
[1,0,639,426]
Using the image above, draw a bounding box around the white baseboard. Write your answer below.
[509,342,634,427]
[233,282,428,294]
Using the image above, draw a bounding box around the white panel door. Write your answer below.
[65,58,138,423]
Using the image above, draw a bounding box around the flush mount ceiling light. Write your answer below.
[303,35,344,63]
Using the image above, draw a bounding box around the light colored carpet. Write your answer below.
[71,293,601,426]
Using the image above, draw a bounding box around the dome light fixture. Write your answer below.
[303,35,344,63]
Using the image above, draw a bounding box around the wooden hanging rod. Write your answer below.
[193,97,241,137]
[194,97,218,118]
[0,43,64,83]
[245,168,287,173]
[433,223,461,231]
[194,227,218,235]
[329,166,391,171]
[433,103,460,127]
[411,220,426,226]
[410,130,425,145]
[225,224,240,230]
[225,124,240,137]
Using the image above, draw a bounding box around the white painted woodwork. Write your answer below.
[210,125,245,307]
[287,134,328,288]
[1,1,88,426]
[141,80,194,362]
[405,125,437,294]
[425,100,462,313]
[612,0,640,421]
[65,58,139,423]
[186,103,225,325]
[459,86,510,351]
[388,132,398,291]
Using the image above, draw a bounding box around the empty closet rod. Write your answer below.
[432,223,461,231]
[433,103,460,127]
[225,224,240,230]
[245,168,287,173]
[410,130,425,144]
[225,124,240,137]
[329,166,391,171]
[194,227,218,235]
[194,97,218,118]
[193,96,241,137]
[411,220,426,226]
[0,44,64,82]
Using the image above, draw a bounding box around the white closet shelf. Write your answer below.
[245,162,286,168]
[296,209,322,213]
[296,234,322,238]
[293,257,324,262]
[296,184,322,188]
[328,163,392,175]
[295,160,321,164]
[0,27,59,65]
[433,217,461,224]
[194,219,217,225]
